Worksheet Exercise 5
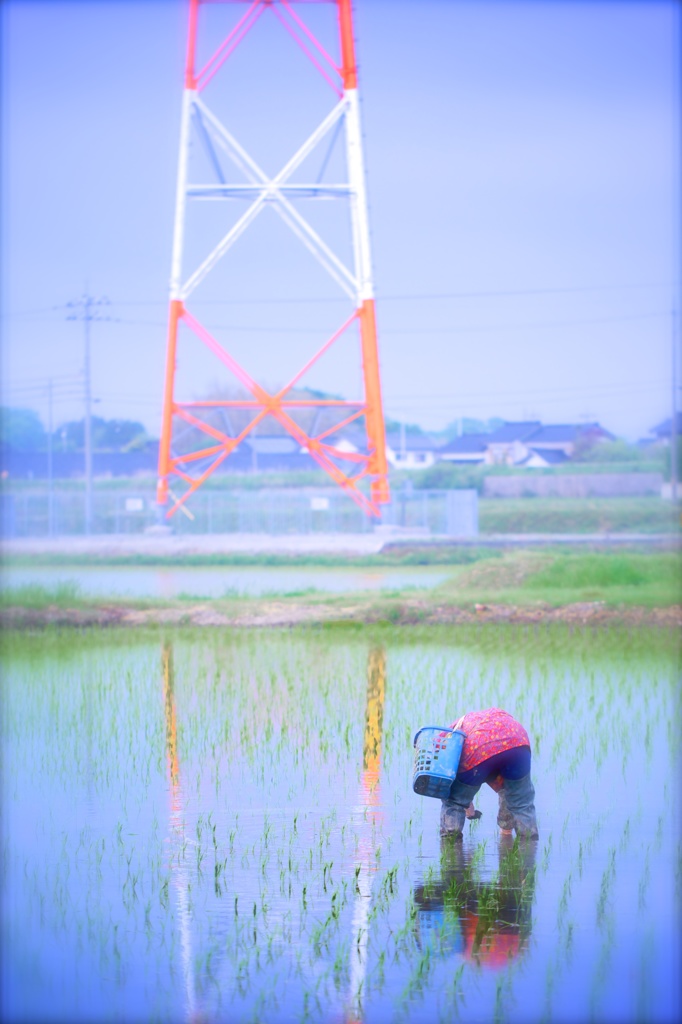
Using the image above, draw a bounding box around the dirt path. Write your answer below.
[2,532,679,561]
[2,600,679,629]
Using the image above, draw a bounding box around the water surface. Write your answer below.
[0,565,449,598]
[2,626,679,1023]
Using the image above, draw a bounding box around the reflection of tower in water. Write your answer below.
[162,641,198,1021]
[346,646,386,1024]
[160,642,390,1023]
[162,642,180,801]
[413,836,537,969]
[362,646,385,800]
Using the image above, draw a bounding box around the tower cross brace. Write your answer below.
[157,0,390,518]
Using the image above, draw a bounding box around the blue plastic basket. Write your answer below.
[416,908,465,956]
[412,726,466,800]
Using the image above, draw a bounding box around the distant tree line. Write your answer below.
[0,407,152,453]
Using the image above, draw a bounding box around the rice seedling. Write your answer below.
[0,623,678,1022]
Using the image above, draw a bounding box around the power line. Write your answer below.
[4,377,666,410]
[2,374,84,396]
[69,309,668,335]
[116,281,671,304]
[387,379,667,402]
[379,312,668,333]
[0,282,672,318]
[379,285,672,301]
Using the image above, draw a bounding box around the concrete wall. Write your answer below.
[483,473,663,499]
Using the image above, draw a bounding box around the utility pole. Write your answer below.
[47,378,54,536]
[66,293,111,534]
[672,3,681,503]
[84,311,92,532]
[672,308,679,502]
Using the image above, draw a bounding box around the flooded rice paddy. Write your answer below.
[1,625,680,1023]
[0,565,449,599]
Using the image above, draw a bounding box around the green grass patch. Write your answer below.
[479,497,679,535]
[0,546,503,569]
[0,582,168,611]
[525,552,681,591]
[436,549,682,607]
[0,581,87,609]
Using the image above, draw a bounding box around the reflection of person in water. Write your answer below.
[441,708,539,839]
[413,836,537,968]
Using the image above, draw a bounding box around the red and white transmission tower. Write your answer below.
[157,0,390,519]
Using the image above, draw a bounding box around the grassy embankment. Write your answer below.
[1,550,680,623]
[0,546,497,569]
[479,497,679,534]
[428,549,681,608]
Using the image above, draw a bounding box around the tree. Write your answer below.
[384,417,427,437]
[0,406,47,452]
[53,416,149,452]
[573,437,634,462]
[173,385,366,456]
[94,418,148,450]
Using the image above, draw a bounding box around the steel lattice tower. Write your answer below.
[156,0,390,519]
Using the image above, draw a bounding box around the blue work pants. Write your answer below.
[440,745,538,838]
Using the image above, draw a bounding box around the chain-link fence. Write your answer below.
[0,487,478,538]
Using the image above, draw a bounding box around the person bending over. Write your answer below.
[441,707,538,839]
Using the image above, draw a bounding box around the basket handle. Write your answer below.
[413,725,456,747]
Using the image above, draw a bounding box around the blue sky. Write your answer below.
[1,0,678,441]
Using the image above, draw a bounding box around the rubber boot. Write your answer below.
[503,774,539,839]
[440,800,465,837]
[497,787,515,833]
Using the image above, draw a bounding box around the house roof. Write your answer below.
[440,454,486,464]
[525,447,570,465]
[525,424,581,444]
[487,421,542,444]
[525,422,613,445]
[651,413,682,437]
[438,433,490,454]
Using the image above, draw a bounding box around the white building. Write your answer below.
[385,433,437,471]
